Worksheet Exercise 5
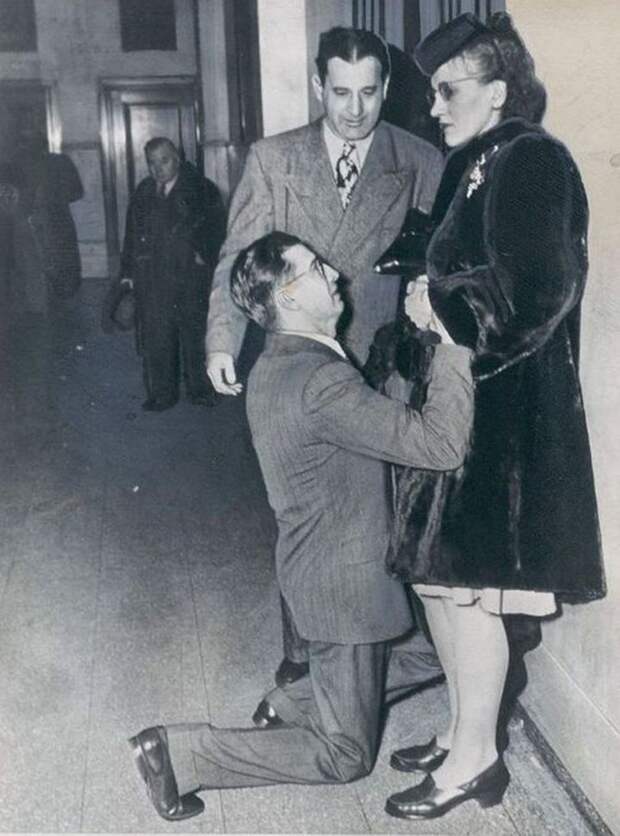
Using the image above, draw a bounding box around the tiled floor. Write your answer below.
[0,282,598,833]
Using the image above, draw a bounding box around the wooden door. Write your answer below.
[100,78,200,276]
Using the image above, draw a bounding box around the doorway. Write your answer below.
[100,78,201,277]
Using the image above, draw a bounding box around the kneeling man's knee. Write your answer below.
[323,739,373,783]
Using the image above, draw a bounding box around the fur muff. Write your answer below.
[364,318,465,581]
[368,119,605,601]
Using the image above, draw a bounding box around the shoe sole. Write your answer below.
[385,784,508,819]
[128,735,148,785]
[389,752,449,773]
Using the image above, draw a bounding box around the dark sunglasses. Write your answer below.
[426,74,486,106]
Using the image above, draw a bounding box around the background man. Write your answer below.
[206,27,444,683]
[120,137,225,411]
[128,231,473,823]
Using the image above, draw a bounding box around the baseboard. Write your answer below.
[514,702,613,835]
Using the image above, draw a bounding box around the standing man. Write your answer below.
[121,137,225,411]
[128,232,473,823]
[206,28,444,684]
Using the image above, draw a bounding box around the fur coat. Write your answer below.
[366,118,605,601]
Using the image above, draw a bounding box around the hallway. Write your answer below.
[0,282,598,834]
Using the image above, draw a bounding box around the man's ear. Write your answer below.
[275,287,298,313]
[382,74,391,99]
[311,74,325,106]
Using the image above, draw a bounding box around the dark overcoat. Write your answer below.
[371,118,605,601]
[120,160,225,351]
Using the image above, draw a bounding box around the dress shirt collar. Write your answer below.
[277,329,347,359]
[157,174,178,197]
[321,120,375,178]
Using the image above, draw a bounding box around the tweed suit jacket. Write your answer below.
[246,334,473,644]
[207,120,443,364]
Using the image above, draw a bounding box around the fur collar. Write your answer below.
[432,118,543,225]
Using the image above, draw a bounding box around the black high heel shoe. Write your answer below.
[390,736,449,773]
[385,757,510,820]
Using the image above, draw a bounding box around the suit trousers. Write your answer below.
[139,268,212,404]
[280,593,308,663]
[166,632,443,793]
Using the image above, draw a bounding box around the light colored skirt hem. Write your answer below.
[412,583,557,616]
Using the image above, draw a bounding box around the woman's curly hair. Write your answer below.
[463,12,547,124]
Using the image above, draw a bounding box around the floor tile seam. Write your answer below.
[349,782,375,833]
[184,517,228,833]
[185,533,214,726]
[0,443,51,609]
[501,797,531,836]
[77,471,108,832]
[0,558,18,611]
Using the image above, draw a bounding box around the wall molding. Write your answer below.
[520,643,620,832]
[62,140,100,151]
[515,702,613,836]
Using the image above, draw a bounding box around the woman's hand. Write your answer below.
[405,276,454,344]
[405,275,433,330]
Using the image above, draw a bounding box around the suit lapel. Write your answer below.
[282,121,413,260]
[283,122,344,253]
[330,122,413,258]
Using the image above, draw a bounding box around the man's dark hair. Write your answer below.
[315,27,390,84]
[230,231,302,330]
[144,136,179,159]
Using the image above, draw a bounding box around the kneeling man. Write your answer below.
[128,232,473,821]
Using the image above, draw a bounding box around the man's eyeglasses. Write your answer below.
[426,74,486,106]
[282,257,328,290]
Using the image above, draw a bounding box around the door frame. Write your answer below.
[99,76,201,277]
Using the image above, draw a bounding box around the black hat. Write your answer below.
[414,13,490,77]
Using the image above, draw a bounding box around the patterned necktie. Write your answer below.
[335,142,359,208]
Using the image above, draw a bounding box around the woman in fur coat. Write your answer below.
[377,12,605,821]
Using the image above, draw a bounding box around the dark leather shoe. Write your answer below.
[128,726,204,821]
[252,699,284,729]
[390,736,449,773]
[274,657,310,687]
[386,758,510,819]
[142,398,177,412]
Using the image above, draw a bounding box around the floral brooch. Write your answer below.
[466,144,499,199]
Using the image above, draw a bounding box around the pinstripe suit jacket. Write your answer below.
[207,120,443,365]
[246,334,473,644]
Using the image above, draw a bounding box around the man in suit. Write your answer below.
[120,137,225,411]
[206,27,444,685]
[128,232,473,822]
